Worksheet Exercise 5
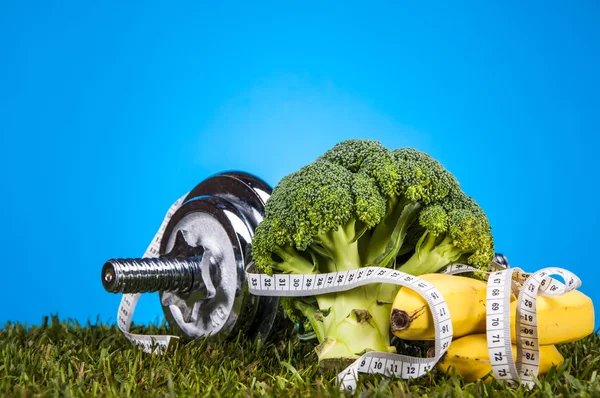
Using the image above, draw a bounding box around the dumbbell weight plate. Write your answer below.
[158,172,279,341]
[183,172,280,340]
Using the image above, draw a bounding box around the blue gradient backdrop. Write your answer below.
[1,1,599,328]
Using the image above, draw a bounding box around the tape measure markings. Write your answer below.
[515,267,581,387]
[247,265,454,391]
[516,272,542,387]
[478,266,582,388]
[248,262,582,390]
[486,269,519,384]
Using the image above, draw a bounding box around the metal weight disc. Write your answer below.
[158,195,251,339]
[158,172,279,341]
[183,172,280,340]
[183,171,272,222]
[181,171,279,340]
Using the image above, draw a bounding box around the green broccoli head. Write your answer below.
[418,204,448,236]
[250,139,495,366]
[393,148,459,204]
[396,190,495,275]
[361,146,462,267]
[318,139,401,197]
[446,195,495,268]
[254,143,395,276]
[351,171,387,229]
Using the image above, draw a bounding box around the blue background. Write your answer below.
[1,1,598,329]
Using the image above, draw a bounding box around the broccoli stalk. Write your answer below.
[289,284,398,363]
[312,221,362,272]
[251,139,495,367]
[278,220,398,364]
[397,233,464,275]
[315,283,399,362]
[364,197,422,267]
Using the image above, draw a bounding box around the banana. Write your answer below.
[391,273,595,344]
[391,273,511,340]
[436,333,564,382]
[509,289,594,344]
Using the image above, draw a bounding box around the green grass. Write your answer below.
[2,314,599,397]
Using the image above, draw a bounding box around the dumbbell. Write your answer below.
[100,171,280,341]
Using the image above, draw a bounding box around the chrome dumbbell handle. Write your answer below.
[102,257,207,295]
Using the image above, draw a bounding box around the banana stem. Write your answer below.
[390,308,412,332]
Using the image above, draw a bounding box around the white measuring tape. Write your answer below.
[483,266,581,388]
[245,266,453,392]
[116,192,189,354]
[115,194,583,391]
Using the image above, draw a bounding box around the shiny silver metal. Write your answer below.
[102,256,207,295]
[158,195,252,339]
[493,253,510,268]
[100,171,279,342]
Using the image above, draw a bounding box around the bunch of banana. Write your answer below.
[435,334,565,382]
[390,273,594,381]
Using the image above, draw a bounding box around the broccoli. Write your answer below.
[251,139,494,366]
[395,191,495,275]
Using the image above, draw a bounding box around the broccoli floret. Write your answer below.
[251,139,495,366]
[396,193,494,275]
[252,159,375,275]
[359,146,460,268]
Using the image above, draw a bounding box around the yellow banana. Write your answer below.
[390,273,512,340]
[391,273,594,344]
[436,333,564,382]
[509,289,594,344]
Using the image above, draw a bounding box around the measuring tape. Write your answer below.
[116,192,189,354]
[116,194,583,391]
[245,265,453,391]
[246,263,581,391]
[484,266,580,388]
